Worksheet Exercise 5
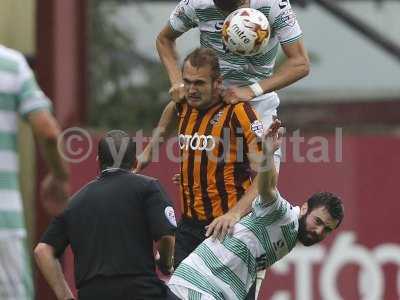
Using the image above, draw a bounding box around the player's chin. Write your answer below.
[298,235,321,247]
[187,97,202,107]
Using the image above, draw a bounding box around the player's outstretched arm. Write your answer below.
[134,101,177,173]
[258,119,284,205]
[156,25,185,103]
[223,39,310,104]
[28,110,70,216]
[259,40,310,96]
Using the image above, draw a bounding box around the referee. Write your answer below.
[34,130,177,300]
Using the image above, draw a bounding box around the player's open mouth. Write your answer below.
[188,96,201,102]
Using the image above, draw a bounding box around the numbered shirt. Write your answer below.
[169,192,299,300]
[169,0,303,89]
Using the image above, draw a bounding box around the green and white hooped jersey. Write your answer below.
[169,0,303,113]
[169,193,299,300]
[0,45,51,234]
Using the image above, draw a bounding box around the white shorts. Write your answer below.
[169,284,216,300]
[0,229,33,300]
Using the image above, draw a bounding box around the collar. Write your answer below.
[99,168,130,177]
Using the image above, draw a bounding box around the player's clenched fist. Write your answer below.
[169,82,185,103]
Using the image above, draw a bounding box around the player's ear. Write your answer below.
[214,76,223,89]
[300,202,308,216]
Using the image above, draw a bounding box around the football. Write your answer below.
[222,8,270,56]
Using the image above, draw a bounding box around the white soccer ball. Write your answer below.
[222,8,270,57]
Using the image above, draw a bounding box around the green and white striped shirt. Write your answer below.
[169,193,299,300]
[169,0,303,113]
[0,45,51,234]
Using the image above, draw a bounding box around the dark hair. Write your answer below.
[183,48,221,80]
[98,130,136,170]
[213,0,243,12]
[307,192,344,228]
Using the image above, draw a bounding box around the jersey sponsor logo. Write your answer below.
[273,238,288,258]
[251,120,264,137]
[279,0,289,9]
[174,4,186,17]
[280,9,296,27]
[165,206,177,227]
[214,21,224,32]
[178,133,216,151]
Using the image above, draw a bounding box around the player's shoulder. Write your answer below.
[131,173,158,184]
[251,0,281,8]
[186,0,215,9]
[231,101,257,119]
[231,101,250,110]
[176,101,189,115]
[0,45,26,69]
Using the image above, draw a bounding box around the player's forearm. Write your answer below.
[156,34,182,85]
[40,135,69,180]
[258,55,310,94]
[229,175,259,218]
[258,149,278,203]
[34,244,74,300]
[157,235,175,270]
[148,101,176,149]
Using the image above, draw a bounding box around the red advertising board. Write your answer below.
[62,131,400,300]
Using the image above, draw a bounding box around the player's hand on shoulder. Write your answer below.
[40,173,69,216]
[222,85,254,104]
[205,211,241,241]
[169,82,185,103]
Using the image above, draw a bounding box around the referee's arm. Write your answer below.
[34,243,74,300]
[145,179,176,274]
[34,214,73,300]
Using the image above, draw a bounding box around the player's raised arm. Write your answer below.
[134,101,177,173]
[258,119,284,205]
[156,26,185,102]
[157,0,198,102]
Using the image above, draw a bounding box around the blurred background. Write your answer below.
[1,0,399,299]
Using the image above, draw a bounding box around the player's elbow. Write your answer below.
[34,243,55,261]
[29,111,61,144]
[156,31,174,51]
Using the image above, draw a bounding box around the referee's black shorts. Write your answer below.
[78,275,179,300]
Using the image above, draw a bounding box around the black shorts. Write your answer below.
[174,218,207,269]
[78,275,178,300]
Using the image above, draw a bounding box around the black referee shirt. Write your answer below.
[41,169,176,296]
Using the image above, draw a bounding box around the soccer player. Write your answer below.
[168,119,344,300]
[146,0,310,175]
[0,44,69,299]
[141,48,264,271]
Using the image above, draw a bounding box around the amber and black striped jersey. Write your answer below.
[176,101,263,223]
